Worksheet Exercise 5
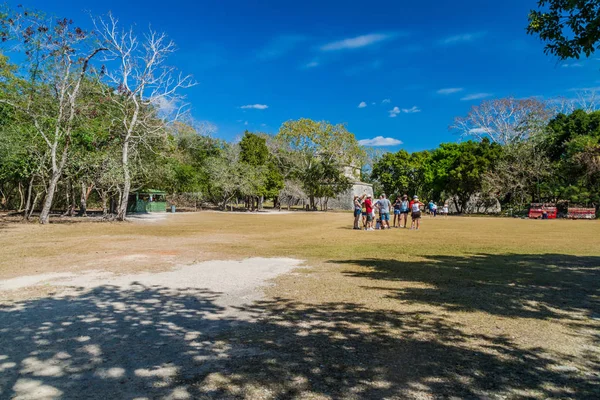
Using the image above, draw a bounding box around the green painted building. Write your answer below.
[127,190,167,213]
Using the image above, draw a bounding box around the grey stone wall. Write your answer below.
[327,182,374,210]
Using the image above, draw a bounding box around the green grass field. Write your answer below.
[0,212,599,398]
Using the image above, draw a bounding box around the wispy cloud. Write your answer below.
[302,60,320,69]
[382,98,391,104]
[469,128,492,135]
[402,106,421,114]
[440,32,486,46]
[244,121,249,126]
[437,87,464,95]
[241,104,269,110]
[359,136,403,147]
[561,63,583,68]
[461,93,492,101]
[257,35,307,61]
[389,106,401,117]
[358,101,367,108]
[321,33,397,51]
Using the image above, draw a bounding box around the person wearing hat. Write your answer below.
[409,195,424,230]
[353,194,364,230]
[364,194,374,230]
[399,194,410,228]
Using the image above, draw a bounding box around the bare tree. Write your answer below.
[452,97,554,145]
[0,10,106,223]
[93,14,194,220]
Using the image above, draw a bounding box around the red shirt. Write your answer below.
[364,198,373,213]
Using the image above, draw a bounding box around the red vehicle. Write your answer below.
[567,207,597,220]
[528,203,557,219]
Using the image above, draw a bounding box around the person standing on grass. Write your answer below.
[353,195,363,230]
[393,196,402,228]
[432,202,438,217]
[378,193,392,229]
[364,194,374,230]
[410,195,424,230]
[399,194,410,228]
[442,202,449,217]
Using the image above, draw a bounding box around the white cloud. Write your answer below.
[382,98,391,104]
[154,97,178,116]
[321,33,395,51]
[388,106,401,117]
[244,121,249,126]
[440,32,486,45]
[461,93,492,101]
[260,123,267,127]
[359,136,403,147]
[241,104,269,110]
[562,63,583,68]
[303,60,319,68]
[358,101,367,108]
[469,127,492,135]
[402,106,421,113]
[437,87,464,95]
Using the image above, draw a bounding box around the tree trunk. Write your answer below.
[99,189,108,217]
[39,171,61,224]
[23,175,35,221]
[17,182,24,212]
[79,182,92,217]
[29,192,40,220]
[117,139,131,221]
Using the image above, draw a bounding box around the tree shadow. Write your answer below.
[335,254,600,320]
[1,282,598,398]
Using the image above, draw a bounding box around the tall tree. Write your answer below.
[452,97,554,146]
[0,9,106,223]
[527,1,600,60]
[277,118,364,209]
[94,14,194,220]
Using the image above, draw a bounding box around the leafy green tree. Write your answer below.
[429,140,501,213]
[370,150,431,199]
[527,0,600,60]
[544,109,600,208]
[277,118,364,209]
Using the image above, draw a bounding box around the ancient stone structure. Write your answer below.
[327,165,373,210]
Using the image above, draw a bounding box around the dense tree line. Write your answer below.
[0,6,360,223]
[370,99,600,214]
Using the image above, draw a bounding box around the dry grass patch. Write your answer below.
[0,211,599,398]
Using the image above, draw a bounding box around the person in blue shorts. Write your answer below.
[393,196,402,228]
[377,193,392,229]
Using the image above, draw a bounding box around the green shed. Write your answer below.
[127,190,168,213]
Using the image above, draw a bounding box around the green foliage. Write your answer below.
[277,118,364,209]
[527,0,600,59]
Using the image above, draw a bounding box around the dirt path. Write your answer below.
[0,257,303,399]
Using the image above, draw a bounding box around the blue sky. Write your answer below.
[17,0,600,151]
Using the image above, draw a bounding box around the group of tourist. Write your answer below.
[353,193,448,231]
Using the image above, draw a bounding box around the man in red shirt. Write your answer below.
[364,194,374,230]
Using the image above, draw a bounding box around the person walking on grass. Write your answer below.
[364,194,374,230]
[353,195,363,230]
[393,196,402,228]
[410,195,424,230]
[378,193,392,229]
[399,194,410,228]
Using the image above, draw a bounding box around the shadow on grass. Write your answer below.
[336,253,600,320]
[1,280,598,398]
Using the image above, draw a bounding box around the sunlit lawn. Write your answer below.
[1,211,599,398]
